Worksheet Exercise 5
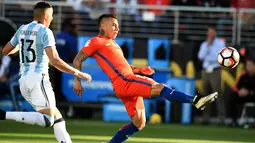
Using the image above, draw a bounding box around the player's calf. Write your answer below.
[0,108,54,127]
[152,83,194,103]
[109,109,145,143]
[52,108,72,143]
[151,84,218,110]
[53,117,72,143]
[132,109,146,130]
[109,122,139,143]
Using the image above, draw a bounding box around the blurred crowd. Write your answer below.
[65,0,255,16]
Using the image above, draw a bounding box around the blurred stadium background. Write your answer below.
[0,0,255,142]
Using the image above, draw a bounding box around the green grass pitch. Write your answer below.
[0,119,254,143]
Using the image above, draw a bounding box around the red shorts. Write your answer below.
[112,74,156,117]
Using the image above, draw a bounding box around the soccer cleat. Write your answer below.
[192,92,218,110]
[0,109,6,120]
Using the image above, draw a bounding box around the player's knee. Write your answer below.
[158,83,166,89]
[151,83,166,96]
[54,117,65,125]
[43,114,54,127]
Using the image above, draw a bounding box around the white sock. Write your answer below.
[6,112,46,126]
[53,120,72,143]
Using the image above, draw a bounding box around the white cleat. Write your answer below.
[193,92,218,110]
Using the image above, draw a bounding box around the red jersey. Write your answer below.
[81,35,133,81]
[81,36,155,118]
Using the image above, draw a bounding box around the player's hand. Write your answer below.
[140,66,155,76]
[73,80,84,97]
[77,71,92,83]
[238,88,249,97]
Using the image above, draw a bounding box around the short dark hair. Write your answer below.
[34,2,52,10]
[98,14,118,25]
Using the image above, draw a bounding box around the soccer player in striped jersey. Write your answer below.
[0,2,91,143]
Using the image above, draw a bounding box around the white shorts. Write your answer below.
[19,72,56,111]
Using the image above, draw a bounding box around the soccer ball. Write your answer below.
[217,47,240,68]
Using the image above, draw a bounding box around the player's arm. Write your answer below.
[45,46,91,82]
[2,26,23,56]
[130,65,155,76]
[73,51,89,82]
[2,42,19,56]
[42,28,91,81]
[73,39,98,82]
[73,39,97,96]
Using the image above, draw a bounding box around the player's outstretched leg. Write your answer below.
[151,84,218,110]
[0,108,72,143]
[0,109,54,127]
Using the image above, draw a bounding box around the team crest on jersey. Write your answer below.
[84,40,91,47]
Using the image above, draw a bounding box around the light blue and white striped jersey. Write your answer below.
[10,21,55,76]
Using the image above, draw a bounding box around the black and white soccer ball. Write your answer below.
[218,47,240,68]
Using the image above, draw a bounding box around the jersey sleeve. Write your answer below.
[42,28,56,49]
[81,38,98,56]
[10,25,24,47]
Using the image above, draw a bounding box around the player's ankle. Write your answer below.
[192,95,201,105]
[0,109,6,120]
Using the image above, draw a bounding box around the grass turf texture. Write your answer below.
[0,119,254,143]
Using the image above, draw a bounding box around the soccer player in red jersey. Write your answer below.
[73,14,218,143]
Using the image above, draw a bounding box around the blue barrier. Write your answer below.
[102,97,156,122]
[164,77,195,124]
[148,38,170,68]
[62,66,114,102]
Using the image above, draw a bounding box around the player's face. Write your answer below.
[104,18,119,39]
[45,8,53,28]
